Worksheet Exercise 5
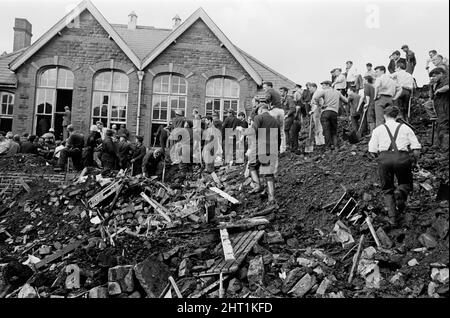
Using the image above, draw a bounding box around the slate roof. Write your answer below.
[111,24,172,60]
[0,48,27,87]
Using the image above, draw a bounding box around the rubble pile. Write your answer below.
[0,96,448,299]
[0,154,55,174]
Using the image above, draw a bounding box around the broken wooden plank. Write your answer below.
[141,192,172,223]
[348,234,365,284]
[19,179,31,193]
[220,229,235,261]
[209,187,239,204]
[365,216,381,248]
[35,240,83,270]
[203,230,265,275]
[88,180,123,208]
[168,276,183,298]
[189,275,230,298]
[218,217,269,230]
[211,172,221,185]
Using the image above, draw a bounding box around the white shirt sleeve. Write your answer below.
[404,126,422,149]
[368,128,380,153]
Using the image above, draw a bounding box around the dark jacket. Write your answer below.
[388,58,407,74]
[66,133,84,150]
[264,88,282,108]
[20,141,39,154]
[101,136,117,168]
[142,151,164,177]
[221,115,241,136]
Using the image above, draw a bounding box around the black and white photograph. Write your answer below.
[0,0,448,310]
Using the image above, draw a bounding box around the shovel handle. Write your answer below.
[308,115,313,138]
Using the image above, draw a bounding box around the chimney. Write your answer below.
[128,11,137,30]
[13,18,32,52]
[172,14,181,29]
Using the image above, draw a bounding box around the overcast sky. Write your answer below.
[0,0,448,87]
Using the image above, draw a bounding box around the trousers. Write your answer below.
[375,95,393,127]
[378,151,413,198]
[320,110,338,148]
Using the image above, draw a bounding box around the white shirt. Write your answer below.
[374,73,397,97]
[333,74,347,90]
[346,67,358,83]
[391,70,415,90]
[368,119,421,152]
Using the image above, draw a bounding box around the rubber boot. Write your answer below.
[394,189,406,214]
[249,170,261,193]
[384,194,398,226]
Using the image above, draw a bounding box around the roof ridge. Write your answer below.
[111,23,172,31]
[0,47,28,60]
[237,47,296,86]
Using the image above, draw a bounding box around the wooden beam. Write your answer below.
[220,229,235,261]
[210,187,239,204]
[35,240,83,270]
[141,192,172,223]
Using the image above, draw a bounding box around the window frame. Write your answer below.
[0,91,14,117]
[205,76,240,120]
[34,66,74,134]
[91,70,129,128]
[152,73,188,124]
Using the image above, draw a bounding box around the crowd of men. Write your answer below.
[0,44,448,223]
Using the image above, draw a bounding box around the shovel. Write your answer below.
[347,107,368,144]
[304,116,314,153]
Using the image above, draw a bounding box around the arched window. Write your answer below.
[152,74,187,123]
[205,77,240,120]
[35,67,74,138]
[0,91,14,132]
[92,70,129,128]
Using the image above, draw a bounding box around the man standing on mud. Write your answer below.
[237,103,280,208]
[368,106,421,226]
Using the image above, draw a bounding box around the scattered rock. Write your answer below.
[88,286,108,298]
[389,272,405,287]
[64,264,81,290]
[128,291,141,298]
[227,278,242,294]
[288,273,316,298]
[408,259,419,267]
[282,267,305,293]
[418,233,438,249]
[428,281,439,298]
[316,276,333,295]
[331,221,355,248]
[18,284,38,298]
[247,256,265,291]
[108,281,122,295]
[265,231,284,244]
[431,268,449,284]
[134,255,170,298]
[108,265,135,293]
[297,257,315,268]
[376,227,393,249]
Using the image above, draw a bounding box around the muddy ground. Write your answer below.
[0,96,448,298]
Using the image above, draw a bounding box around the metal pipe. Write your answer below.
[136,71,145,136]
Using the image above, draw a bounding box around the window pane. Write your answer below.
[153,79,161,93]
[224,79,232,97]
[101,105,108,117]
[213,99,221,112]
[231,82,239,98]
[205,99,212,116]
[231,100,238,110]
[39,68,57,87]
[179,80,187,94]
[112,72,129,91]
[213,78,222,96]
[94,72,112,91]
[171,76,179,94]
[206,81,214,96]
[57,69,74,89]
[1,104,6,115]
[7,104,13,115]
